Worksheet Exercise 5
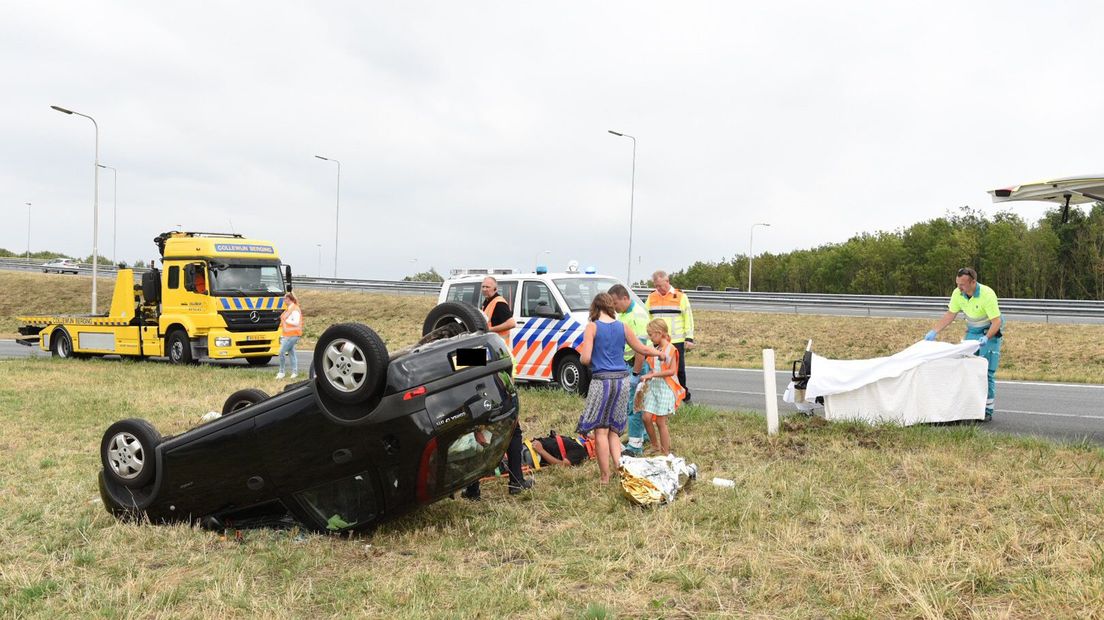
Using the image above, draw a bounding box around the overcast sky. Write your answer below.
[3,2,1102,282]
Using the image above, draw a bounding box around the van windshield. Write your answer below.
[552,277,632,311]
[209,264,285,296]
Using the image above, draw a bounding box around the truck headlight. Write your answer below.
[215,337,231,347]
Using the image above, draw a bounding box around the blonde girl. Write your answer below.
[641,319,685,455]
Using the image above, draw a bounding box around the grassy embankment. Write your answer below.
[1,357,1103,617]
[4,270,1103,383]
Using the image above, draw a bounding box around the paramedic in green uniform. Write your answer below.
[924,267,1003,421]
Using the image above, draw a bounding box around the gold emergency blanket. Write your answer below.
[619,455,698,506]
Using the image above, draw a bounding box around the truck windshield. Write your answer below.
[552,277,635,311]
[208,264,285,295]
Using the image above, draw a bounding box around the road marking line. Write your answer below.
[687,366,1104,389]
[999,409,1103,420]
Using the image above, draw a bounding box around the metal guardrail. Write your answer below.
[4,258,1103,319]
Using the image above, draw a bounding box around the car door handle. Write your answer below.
[332,448,353,464]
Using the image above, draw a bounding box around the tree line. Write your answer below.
[668,205,1104,299]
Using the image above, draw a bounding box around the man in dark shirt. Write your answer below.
[463,277,529,499]
[480,276,516,344]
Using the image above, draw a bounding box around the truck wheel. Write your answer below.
[101,419,161,489]
[555,353,590,395]
[246,356,272,367]
[422,302,488,337]
[167,330,194,364]
[50,328,74,359]
[222,388,270,414]
[314,323,388,405]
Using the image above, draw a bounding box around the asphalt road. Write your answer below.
[3,340,1102,445]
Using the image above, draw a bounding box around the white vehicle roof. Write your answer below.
[446,271,615,282]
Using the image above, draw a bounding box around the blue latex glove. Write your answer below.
[924,330,937,341]
[976,334,988,346]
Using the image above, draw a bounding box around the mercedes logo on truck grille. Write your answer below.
[249,311,259,323]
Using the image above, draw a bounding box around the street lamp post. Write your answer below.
[25,202,31,260]
[314,155,341,278]
[52,105,100,313]
[316,243,322,277]
[97,164,117,265]
[534,249,550,270]
[748,222,771,293]
[608,130,636,285]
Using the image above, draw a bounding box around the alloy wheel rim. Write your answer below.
[323,338,368,392]
[107,432,145,480]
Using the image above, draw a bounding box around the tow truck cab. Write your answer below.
[17,231,292,365]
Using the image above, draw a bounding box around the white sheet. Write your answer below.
[823,356,987,425]
[805,340,980,400]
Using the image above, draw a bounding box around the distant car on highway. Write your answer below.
[42,258,80,274]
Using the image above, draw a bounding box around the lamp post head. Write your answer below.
[51,105,74,115]
[314,155,328,161]
[607,130,623,136]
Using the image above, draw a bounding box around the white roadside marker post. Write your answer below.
[763,348,779,435]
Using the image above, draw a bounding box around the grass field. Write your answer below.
[4,270,1104,383]
[2,357,1104,618]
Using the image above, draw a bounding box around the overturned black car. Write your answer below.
[98,303,518,533]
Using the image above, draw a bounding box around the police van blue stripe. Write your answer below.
[233,298,243,310]
[512,317,542,347]
[221,298,231,309]
[540,317,570,348]
[266,297,275,309]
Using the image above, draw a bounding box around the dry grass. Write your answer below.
[2,358,1104,618]
[4,271,1104,383]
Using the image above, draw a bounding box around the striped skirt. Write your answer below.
[577,370,630,434]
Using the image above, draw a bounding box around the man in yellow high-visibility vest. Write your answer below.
[645,270,695,403]
[924,267,1003,421]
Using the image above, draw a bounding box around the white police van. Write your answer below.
[438,263,643,393]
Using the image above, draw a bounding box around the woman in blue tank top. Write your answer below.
[577,292,667,484]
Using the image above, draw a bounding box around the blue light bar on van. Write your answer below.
[584,266,597,274]
[536,264,548,274]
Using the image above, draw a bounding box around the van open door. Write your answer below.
[989,175,1104,223]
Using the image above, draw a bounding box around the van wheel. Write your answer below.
[167,330,194,364]
[50,328,74,359]
[101,419,161,489]
[222,388,270,414]
[555,353,590,395]
[314,323,389,404]
[422,302,487,336]
[246,356,272,367]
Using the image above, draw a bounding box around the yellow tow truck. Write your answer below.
[17,231,293,365]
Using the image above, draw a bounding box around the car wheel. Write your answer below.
[222,388,270,414]
[314,323,389,404]
[50,328,74,359]
[245,356,272,367]
[101,419,161,489]
[167,329,194,364]
[555,353,590,395]
[422,302,488,337]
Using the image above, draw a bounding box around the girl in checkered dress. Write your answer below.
[641,319,685,455]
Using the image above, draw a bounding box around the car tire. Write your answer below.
[421,302,488,337]
[245,356,272,367]
[555,352,590,395]
[167,329,194,364]
[222,388,270,414]
[101,418,161,489]
[314,323,389,405]
[50,328,74,359]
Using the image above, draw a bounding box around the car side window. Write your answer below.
[520,281,561,317]
[445,282,478,307]
[168,266,180,289]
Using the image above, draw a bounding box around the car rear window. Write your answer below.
[441,417,516,490]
